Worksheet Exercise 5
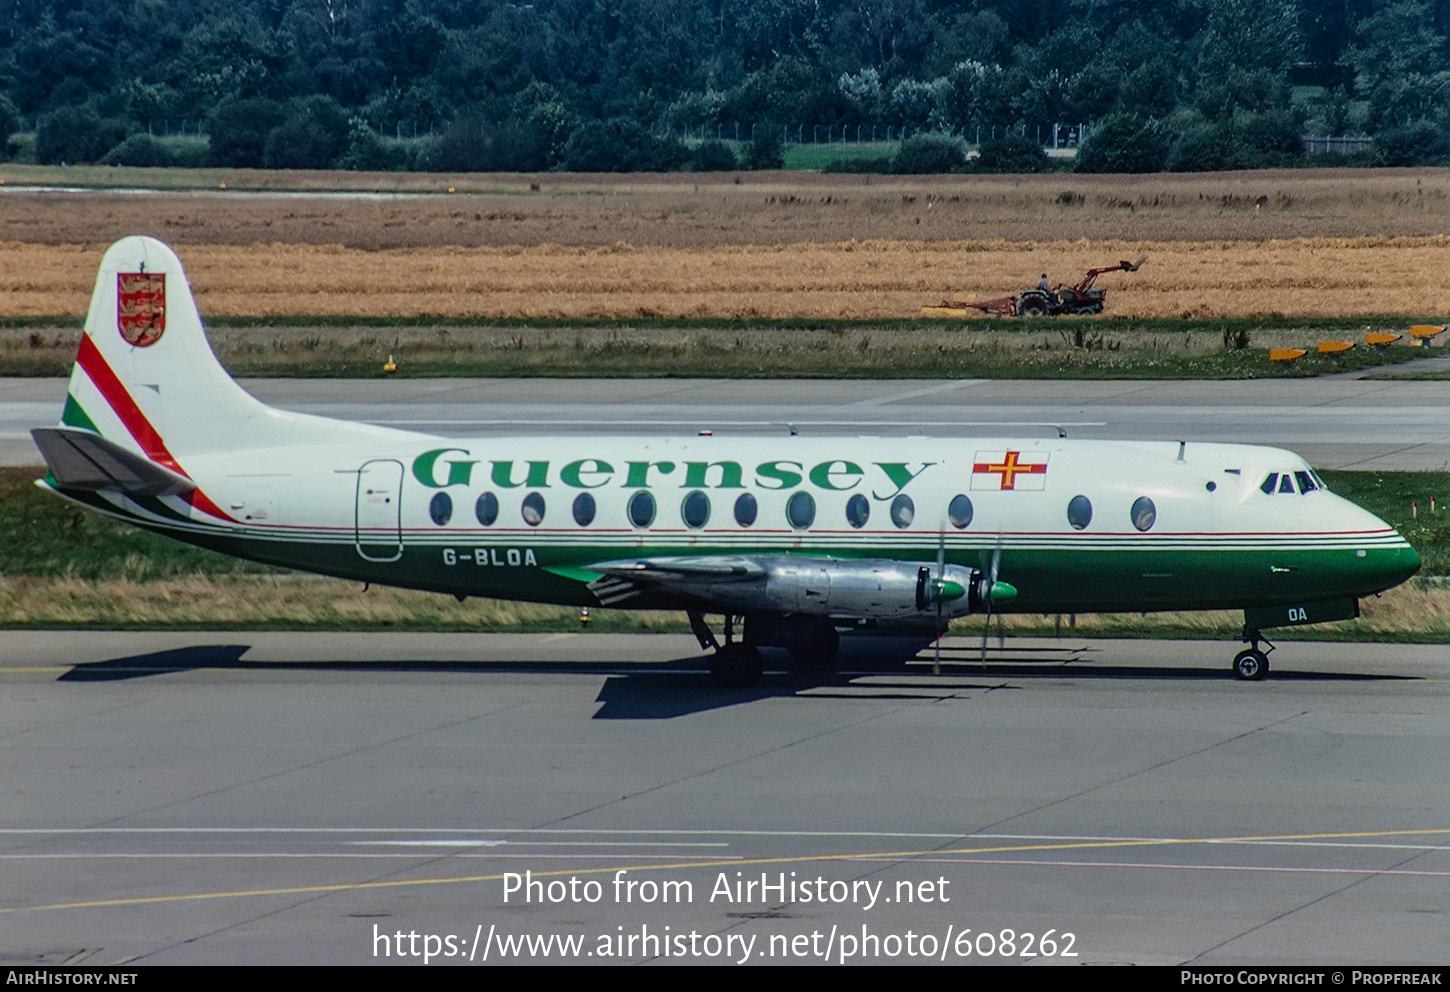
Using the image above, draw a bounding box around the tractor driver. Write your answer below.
[1037,273,1058,305]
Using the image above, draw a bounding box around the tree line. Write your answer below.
[2,0,1447,173]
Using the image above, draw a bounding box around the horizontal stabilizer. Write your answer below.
[32,427,194,496]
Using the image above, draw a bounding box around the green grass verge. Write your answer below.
[3,316,1440,379]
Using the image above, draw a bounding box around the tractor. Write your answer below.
[923,259,1144,317]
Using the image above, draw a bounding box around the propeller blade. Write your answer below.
[933,520,945,675]
[980,598,992,663]
[980,534,1003,663]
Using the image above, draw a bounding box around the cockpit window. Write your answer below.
[1262,470,1325,496]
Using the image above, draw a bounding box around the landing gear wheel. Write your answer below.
[788,623,840,667]
[710,643,764,688]
[1233,649,1269,681]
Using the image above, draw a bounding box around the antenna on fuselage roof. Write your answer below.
[1177,441,1187,462]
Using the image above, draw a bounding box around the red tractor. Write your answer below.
[924,259,1144,317]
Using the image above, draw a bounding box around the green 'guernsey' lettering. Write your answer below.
[625,461,676,486]
[809,460,863,490]
[560,459,614,488]
[491,460,550,488]
[409,451,940,496]
[413,448,478,488]
[683,461,744,488]
[755,460,804,490]
[872,462,937,499]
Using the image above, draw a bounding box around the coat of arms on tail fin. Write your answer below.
[117,272,165,346]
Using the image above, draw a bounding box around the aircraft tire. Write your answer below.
[1232,648,1269,681]
[711,644,764,688]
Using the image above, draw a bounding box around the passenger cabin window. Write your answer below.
[521,492,545,526]
[786,491,815,529]
[475,492,499,526]
[890,494,915,529]
[572,492,596,526]
[1131,496,1156,532]
[845,493,870,528]
[733,492,757,527]
[429,492,453,526]
[948,494,973,529]
[1067,495,1092,530]
[627,490,656,528]
[681,490,710,529]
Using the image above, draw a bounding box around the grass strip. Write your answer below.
[2,316,1438,379]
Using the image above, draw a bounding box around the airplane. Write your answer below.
[31,237,1421,687]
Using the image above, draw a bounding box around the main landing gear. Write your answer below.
[1233,629,1274,681]
[688,612,842,688]
[689,611,762,689]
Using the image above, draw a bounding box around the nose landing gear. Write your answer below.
[1233,630,1274,681]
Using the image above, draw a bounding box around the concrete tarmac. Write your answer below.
[5,376,1450,470]
[2,631,1447,966]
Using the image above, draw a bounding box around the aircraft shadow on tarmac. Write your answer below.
[58,639,1418,720]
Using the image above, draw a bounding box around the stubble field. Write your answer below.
[3,167,1450,322]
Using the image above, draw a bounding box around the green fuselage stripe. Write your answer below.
[149,522,1421,615]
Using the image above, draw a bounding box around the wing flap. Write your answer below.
[578,556,769,607]
[587,556,768,581]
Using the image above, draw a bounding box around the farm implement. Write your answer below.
[923,258,1144,317]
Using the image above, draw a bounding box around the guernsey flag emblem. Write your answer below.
[972,450,1049,491]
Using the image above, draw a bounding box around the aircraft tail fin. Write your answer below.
[58,236,265,466]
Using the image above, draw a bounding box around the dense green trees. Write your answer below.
[1,0,1445,172]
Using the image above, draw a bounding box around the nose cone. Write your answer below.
[1360,515,1420,594]
[1331,495,1420,594]
[1383,533,1421,586]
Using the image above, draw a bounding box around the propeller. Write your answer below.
[979,535,1005,663]
[933,522,947,675]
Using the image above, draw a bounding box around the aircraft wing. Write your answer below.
[31,427,195,497]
